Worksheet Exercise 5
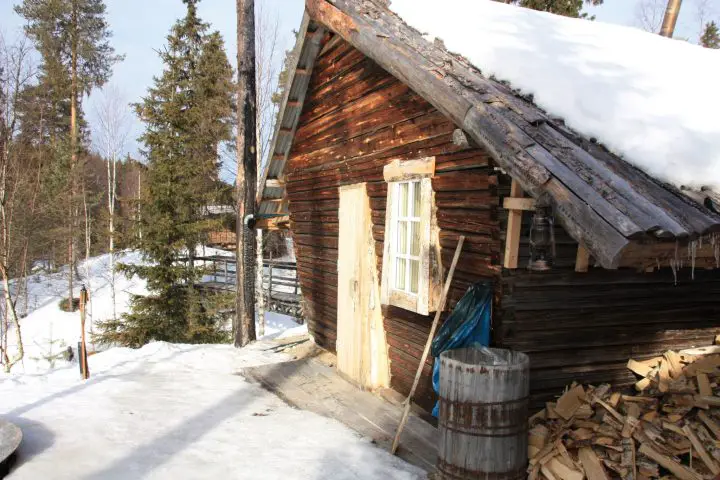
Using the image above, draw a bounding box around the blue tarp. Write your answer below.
[430,281,493,417]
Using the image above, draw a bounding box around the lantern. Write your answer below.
[528,206,555,272]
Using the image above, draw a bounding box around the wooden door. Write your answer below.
[337,183,389,389]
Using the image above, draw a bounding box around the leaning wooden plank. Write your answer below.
[503,179,523,269]
[638,443,703,480]
[578,447,610,480]
[390,237,464,455]
[682,424,720,475]
[697,411,720,439]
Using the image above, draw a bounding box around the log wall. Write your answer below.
[285,36,501,411]
[497,175,720,410]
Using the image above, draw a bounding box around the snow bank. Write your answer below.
[4,249,303,375]
[0,341,423,479]
[390,0,720,190]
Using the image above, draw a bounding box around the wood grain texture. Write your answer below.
[285,36,500,412]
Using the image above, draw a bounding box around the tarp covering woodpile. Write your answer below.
[529,346,720,479]
[260,0,720,269]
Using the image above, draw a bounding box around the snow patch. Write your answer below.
[390,0,720,190]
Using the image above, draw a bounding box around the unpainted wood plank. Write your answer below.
[503,179,523,269]
[682,424,720,475]
[555,385,585,420]
[638,443,703,480]
[503,197,536,211]
[696,373,712,396]
[578,447,610,480]
[382,157,435,182]
[697,411,720,439]
[575,243,591,273]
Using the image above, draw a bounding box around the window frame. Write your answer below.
[380,157,440,316]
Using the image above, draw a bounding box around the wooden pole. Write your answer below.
[235,0,258,347]
[79,285,89,380]
[660,0,683,37]
[391,236,465,455]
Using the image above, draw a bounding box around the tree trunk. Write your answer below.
[256,229,264,337]
[107,151,117,322]
[68,0,79,306]
[235,0,258,347]
[660,0,683,37]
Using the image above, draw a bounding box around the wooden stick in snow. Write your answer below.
[390,235,465,455]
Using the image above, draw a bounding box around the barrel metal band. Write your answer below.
[436,458,527,480]
[438,396,529,408]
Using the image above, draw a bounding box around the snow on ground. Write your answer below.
[0,252,421,478]
[5,248,301,375]
[391,0,720,190]
[0,340,423,479]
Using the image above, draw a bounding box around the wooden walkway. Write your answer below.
[241,354,438,472]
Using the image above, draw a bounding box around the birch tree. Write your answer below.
[0,33,36,371]
[93,85,130,322]
[16,0,122,306]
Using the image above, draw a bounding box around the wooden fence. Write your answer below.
[196,256,302,319]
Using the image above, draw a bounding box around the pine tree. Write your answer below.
[98,0,235,347]
[15,0,121,305]
[701,21,720,49]
[493,0,603,18]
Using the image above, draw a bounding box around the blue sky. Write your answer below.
[0,0,716,170]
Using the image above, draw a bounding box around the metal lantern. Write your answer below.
[528,206,555,271]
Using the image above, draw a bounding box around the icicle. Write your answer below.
[656,258,661,270]
[669,241,679,286]
[689,240,697,280]
[669,257,678,286]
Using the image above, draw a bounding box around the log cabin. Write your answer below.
[256,0,720,411]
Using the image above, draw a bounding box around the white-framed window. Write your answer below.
[380,157,442,315]
[393,181,422,295]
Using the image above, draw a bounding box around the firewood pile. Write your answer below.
[528,345,720,480]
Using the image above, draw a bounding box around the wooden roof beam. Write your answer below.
[306,0,632,268]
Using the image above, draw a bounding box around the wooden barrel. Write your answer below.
[437,347,529,480]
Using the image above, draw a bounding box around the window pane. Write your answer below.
[399,183,409,217]
[412,181,421,217]
[409,259,420,294]
[395,257,407,290]
[397,220,408,254]
[410,221,420,256]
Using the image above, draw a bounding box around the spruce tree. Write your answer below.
[98,0,235,347]
[493,0,603,18]
[701,21,720,49]
[15,0,121,305]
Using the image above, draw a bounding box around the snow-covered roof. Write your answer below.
[391,0,720,191]
[260,0,720,268]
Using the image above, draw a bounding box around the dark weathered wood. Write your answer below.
[302,0,720,269]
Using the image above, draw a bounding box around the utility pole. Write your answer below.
[660,0,683,37]
[235,0,257,347]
